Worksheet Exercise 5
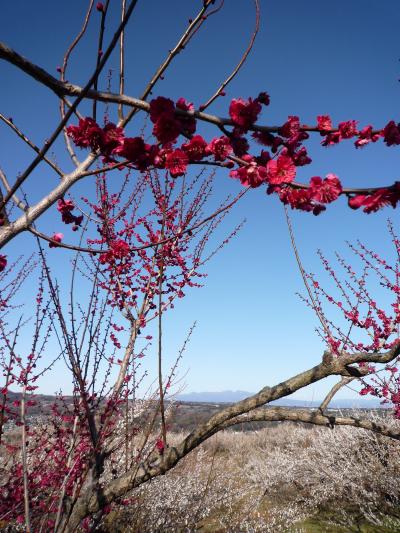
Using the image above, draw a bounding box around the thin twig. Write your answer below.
[158,196,167,446]
[118,0,127,121]
[284,205,331,337]
[0,114,64,177]
[60,0,95,166]
[21,385,32,532]
[201,0,259,111]
[93,0,110,120]
[119,0,216,127]
[26,188,247,254]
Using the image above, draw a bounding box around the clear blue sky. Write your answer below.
[1,1,400,400]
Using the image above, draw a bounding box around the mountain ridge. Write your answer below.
[175,390,387,408]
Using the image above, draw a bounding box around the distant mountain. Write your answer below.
[175,390,387,409]
[176,390,252,403]
[271,398,387,409]
[5,389,388,411]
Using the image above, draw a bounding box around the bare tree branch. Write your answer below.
[201,0,259,111]
[120,0,217,127]
[0,0,139,212]
[0,41,389,200]
[0,114,64,177]
[59,0,95,167]
[221,406,400,440]
[61,342,400,530]
[319,376,354,414]
[0,153,96,248]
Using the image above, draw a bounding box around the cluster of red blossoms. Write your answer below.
[57,198,83,229]
[65,93,400,222]
[0,94,398,272]
[0,400,93,528]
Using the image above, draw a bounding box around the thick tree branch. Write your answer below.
[221,406,400,440]
[0,41,151,111]
[0,41,382,142]
[0,154,96,248]
[1,40,390,199]
[319,376,354,413]
[63,342,400,530]
[0,0,138,211]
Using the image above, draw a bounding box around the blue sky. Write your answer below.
[1,1,400,400]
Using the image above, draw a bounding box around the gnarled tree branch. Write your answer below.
[62,342,400,530]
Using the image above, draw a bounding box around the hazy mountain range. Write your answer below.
[4,389,387,410]
[175,390,387,408]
